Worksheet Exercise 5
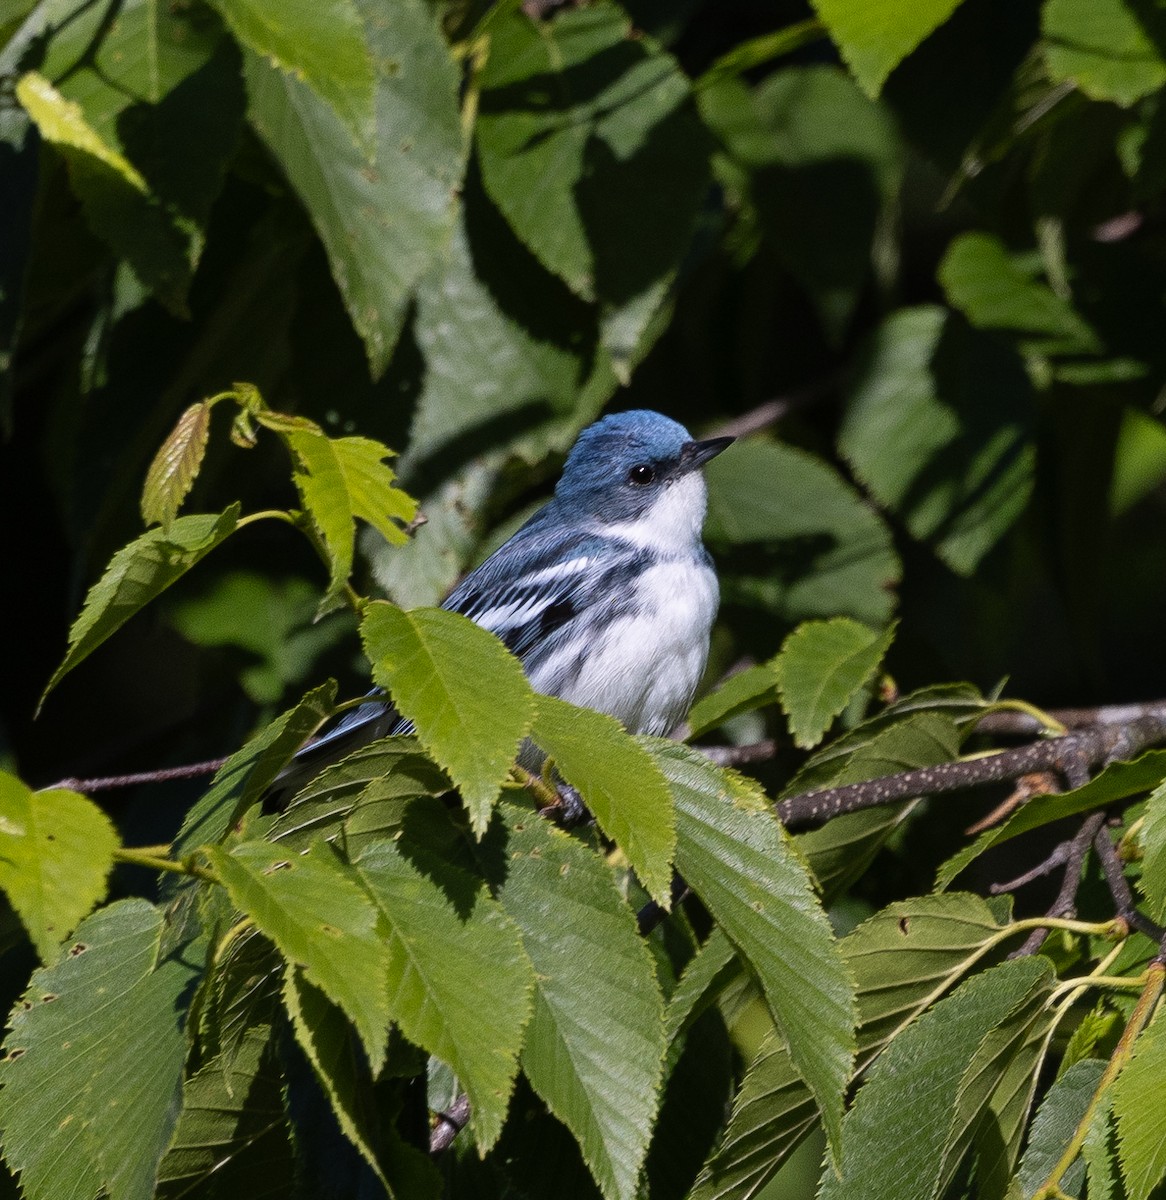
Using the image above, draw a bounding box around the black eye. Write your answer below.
[628,464,655,485]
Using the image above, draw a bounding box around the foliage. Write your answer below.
[3,1,1166,1199]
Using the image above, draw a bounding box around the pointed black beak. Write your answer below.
[680,436,735,471]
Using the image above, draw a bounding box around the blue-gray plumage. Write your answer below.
[294,410,733,771]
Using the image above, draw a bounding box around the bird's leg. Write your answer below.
[534,759,591,826]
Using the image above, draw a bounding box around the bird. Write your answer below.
[285,409,734,784]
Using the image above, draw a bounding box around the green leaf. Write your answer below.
[484,803,666,1200]
[244,0,464,374]
[703,437,900,627]
[810,0,968,96]
[1138,778,1166,922]
[360,603,536,835]
[207,839,391,1070]
[937,749,1166,890]
[476,3,710,307]
[174,680,338,855]
[774,619,895,749]
[531,696,676,906]
[141,401,212,528]
[819,957,1052,1200]
[353,836,533,1153]
[16,71,193,313]
[1082,1101,1122,1200]
[648,741,856,1159]
[664,926,740,1044]
[687,664,780,739]
[0,773,118,960]
[0,899,202,1200]
[210,0,373,139]
[282,968,389,1189]
[1043,0,1166,107]
[157,1025,293,1198]
[1017,1059,1105,1198]
[839,306,1035,575]
[939,232,1102,356]
[42,505,241,700]
[1113,1010,1166,1200]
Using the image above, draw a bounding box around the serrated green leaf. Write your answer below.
[839,306,1035,576]
[648,741,856,1160]
[1043,0,1166,106]
[0,773,119,960]
[810,0,968,96]
[939,232,1102,356]
[937,749,1166,890]
[245,0,463,374]
[42,505,241,700]
[1082,1100,1122,1200]
[360,603,535,835]
[1113,1010,1166,1200]
[1061,1003,1119,1075]
[476,3,710,309]
[141,401,212,528]
[0,899,202,1200]
[665,926,740,1045]
[1138,778,1166,922]
[687,665,779,739]
[819,957,1051,1200]
[210,0,373,139]
[532,696,676,906]
[483,803,665,1200]
[354,836,532,1152]
[174,681,338,856]
[1017,1059,1105,1198]
[774,618,895,749]
[157,1024,293,1198]
[207,840,390,1070]
[282,968,389,1190]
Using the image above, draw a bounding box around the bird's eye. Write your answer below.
[628,464,656,485]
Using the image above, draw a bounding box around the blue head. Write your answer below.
[552,410,733,543]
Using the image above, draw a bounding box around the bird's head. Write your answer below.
[554,410,734,546]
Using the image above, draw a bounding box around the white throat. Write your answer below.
[604,471,708,553]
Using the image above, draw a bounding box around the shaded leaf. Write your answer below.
[664,926,740,1045]
[43,505,241,700]
[1082,1100,1122,1200]
[1137,778,1166,922]
[353,837,533,1153]
[0,900,201,1200]
[1113,1009,1166,1200]
[774,618,895,749]
[141,401,212,528]
[0,773,118,960]
[532,696,676,906]
[485,803,666,1200]
[1017,1059,1105,1198]
[1043,0,1166,106]
[360,603,535,835]
[687,665,780,739]
[648,741,856,1159]
[207,840,390,1070]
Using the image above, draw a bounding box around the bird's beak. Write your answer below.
[680,436,735,471]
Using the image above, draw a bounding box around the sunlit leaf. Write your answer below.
[141,401,212,528]
[1113,1010,1166,1200]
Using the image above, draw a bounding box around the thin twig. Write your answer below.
[51,757,227,793]
[700,740,778,767]
[1093,826,1166,943]
[429,1094,471,1155]
[976,700,1166,737]
[711,375,840,441]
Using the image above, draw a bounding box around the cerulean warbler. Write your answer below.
[302,409,733,764]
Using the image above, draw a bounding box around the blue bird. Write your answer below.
[290,410,733,778]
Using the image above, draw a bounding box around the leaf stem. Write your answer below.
[1035,961,1166,1198]
[511,764,561,811]
[113,846,216,882]
[236,509,298,529]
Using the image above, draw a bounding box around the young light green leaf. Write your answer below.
[354,837,533,1152]
[157,1025,293,1198]
[648,740,856,1160]
[532,695,676,905]
[360,603,535,835]
[774,618,895,748]
[140,400,212,528]
[42,504,241,701]
[485,803,666,1200]
[819,956,1051,1200]
[809,0,968,96]
[687,664,779,739]
[282,968,389,1190]
[207,839,391,1070]
[1017,1059,1105,1199]
[0,899,202,1200]
[1043,0,1166,106]
[1113,1010,1166,1200]
[174,680,337,855]
[209,0,374,140]
[0,773,119,960]
[937,750,1166,890]
[1137,778,1166,922]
